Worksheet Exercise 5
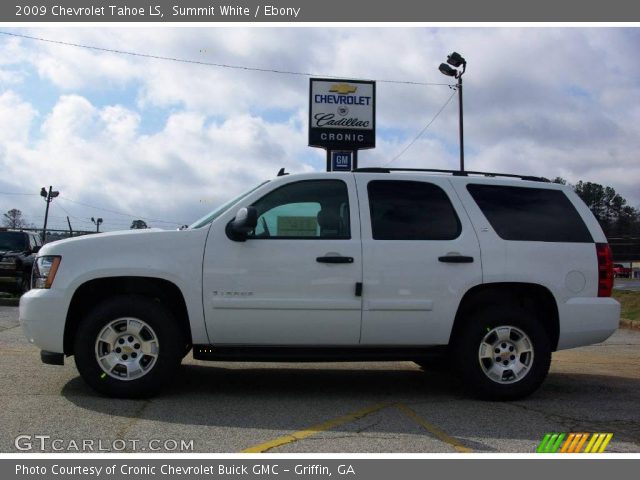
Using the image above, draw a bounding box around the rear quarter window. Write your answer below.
[368,180,461,240]
[467,184,593,243]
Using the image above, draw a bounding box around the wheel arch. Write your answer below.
[450,282,560,351]
[64,276,192,356]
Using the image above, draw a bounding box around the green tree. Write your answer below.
[573,181,639,236]
[574,181,607,223]
[2,209,28,229]
[130,219,148,229]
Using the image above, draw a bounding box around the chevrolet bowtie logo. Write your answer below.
[329,83,357,94]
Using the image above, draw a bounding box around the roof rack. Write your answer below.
[353,167,550,183]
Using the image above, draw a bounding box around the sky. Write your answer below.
[0,27,639,232]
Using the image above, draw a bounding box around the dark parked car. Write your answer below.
[0,230,42,294]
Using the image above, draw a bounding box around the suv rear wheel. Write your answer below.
[453,306,551,400]
[74,295,183,398]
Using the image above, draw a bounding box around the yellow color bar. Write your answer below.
[597,433,613,453]
[583,433,613,453]
[584,433,598,453]
[591,433,606,453]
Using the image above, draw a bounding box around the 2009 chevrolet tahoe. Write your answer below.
[19,168,620,400]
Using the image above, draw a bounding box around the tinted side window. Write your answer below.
[368,180,461,240]
[467,184,593,243]
[249,180,350,239]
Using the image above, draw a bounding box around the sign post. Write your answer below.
[309,78,376,171]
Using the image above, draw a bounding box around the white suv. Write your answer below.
[19,168,620,400]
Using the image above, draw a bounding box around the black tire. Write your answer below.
[452,306,551,400]
[74,295,183,398]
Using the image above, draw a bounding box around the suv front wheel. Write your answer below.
[454,306,551,400]
[74,295,183,398]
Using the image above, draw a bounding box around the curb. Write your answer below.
[0,298,19,307]
[620,319,640,331]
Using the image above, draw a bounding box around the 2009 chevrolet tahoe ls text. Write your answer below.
[19,168,620,400]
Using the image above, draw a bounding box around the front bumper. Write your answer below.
[557,297,621,350]
[19,288,68,354]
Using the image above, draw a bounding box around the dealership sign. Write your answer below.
[309,78,376,150]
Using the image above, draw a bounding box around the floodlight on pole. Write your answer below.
[439,51,467,171]
[40,185,59,243]
[446,52,466,68]
[438,63,458,77]
[91,217,103,233]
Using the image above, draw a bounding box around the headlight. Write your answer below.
[32,256,61,289]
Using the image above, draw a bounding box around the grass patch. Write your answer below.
[612,290,640,322]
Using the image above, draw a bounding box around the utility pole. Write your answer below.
[66,216,73,237]
[40,186,59,243]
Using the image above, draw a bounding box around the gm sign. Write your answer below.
[309,78,376,150]
[331,151,352,171]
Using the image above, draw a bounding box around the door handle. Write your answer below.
[438,255,474,263]
[316,256,354,264]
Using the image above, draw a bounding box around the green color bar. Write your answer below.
[537,433,553,453]
[537,433,566,453]
[549,433,566,453]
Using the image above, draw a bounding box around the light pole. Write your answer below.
[40,186,59,242]
[439,52,467,172]
[91,217,103,233]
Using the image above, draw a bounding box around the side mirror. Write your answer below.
[225,207,258,242]
[32,245,41,254]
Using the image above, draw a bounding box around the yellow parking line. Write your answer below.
[395,403,472,453]
[241,403,391,453]
[242,402,471,454]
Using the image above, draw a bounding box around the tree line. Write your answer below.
[552,178,639,237]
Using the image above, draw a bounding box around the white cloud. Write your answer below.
[0,27,639,233]
[0,90,37,144]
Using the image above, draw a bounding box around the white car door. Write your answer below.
[355,175,482,345]
[202,175,363,345]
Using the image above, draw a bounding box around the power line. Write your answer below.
[384,91,457,167]
[0,31,454,87]
[57,196,184,225]
[0,191,39,196]
[1,189,184,225]
[52,202,86,223]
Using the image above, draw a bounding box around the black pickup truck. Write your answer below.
[0,230,43,294]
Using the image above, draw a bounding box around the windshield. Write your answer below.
[0,232,28,251]
[189,181,270,229]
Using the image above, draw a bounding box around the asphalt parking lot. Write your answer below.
[1,305,639,454]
